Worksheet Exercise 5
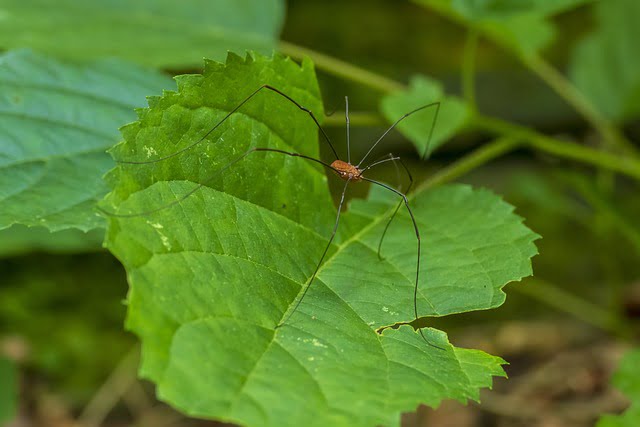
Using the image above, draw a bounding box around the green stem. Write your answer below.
[278,41,405,93]
[523,54,636,155]
[421,136,520,190]
[78,346,140,427]
[418,3,634,154]
[462,28,479,112]
[512,278,630,338]
[475,115,640,180]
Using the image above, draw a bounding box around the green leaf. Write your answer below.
[380,75,470,156]
[102,53,538,426]
[569,0,640,122]
[0,0,284,68]
[0,357,17,425]
[414,0,592,55]
[597,348,640,427]
[0,49,173,233]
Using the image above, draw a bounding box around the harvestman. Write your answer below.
[101,85,442,349]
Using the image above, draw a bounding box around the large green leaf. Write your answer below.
[102,53,538,426]
[569,0,640,122]
[0,0,284,68]
[597,348,640,427]
[0,49,173,233]
[0,357,17,425]
[414,0,592,56]
[380,75,470,156]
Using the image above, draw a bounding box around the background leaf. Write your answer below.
[380,75,470,156]
[569,0,640,122]
[103,53,538,426]
[597,348,640,427]
[0,49,173,233]
[414,0,592,55]
[0,0,285,68]
[0,357,17,425]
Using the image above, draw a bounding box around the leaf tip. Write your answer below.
[225,51,245,65]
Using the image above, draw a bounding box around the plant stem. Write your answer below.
[475,115,640,180]
[462,28,479,112]
[78,346,140,427]
[421,136,520,190]
[278,41,405,93]
[523,54,637,155]
[416,3,635,154]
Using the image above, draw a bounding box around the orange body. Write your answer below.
[331,160,363,181]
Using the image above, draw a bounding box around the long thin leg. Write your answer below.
[360,153,401,173]
[374,158,413,261]
[361,177,443,350]
[359,155,414,261]
[390,154,402,191]
[117,84,339,165]
[345,96,351,164]
[357,101,441,167]
[98,147,338,218]
[277,178,352,327]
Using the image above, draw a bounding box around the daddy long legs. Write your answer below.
[100,84,442,349]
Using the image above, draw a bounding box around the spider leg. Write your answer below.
[345,96,351,164]
[116,84,338,165]
[357,101,440,167]
[361,177,444,351]
[374,158,413,261]
[98,147,338,218]
[359,155,413,261]
[360,153,401,173]
[277,178,352,327]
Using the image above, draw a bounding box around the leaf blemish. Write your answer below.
[312,338,327,348]
[143,145,158,158]
[146,220,171,249]
[159,235,171,250]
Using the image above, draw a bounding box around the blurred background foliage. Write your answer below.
[1,0,639,426]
